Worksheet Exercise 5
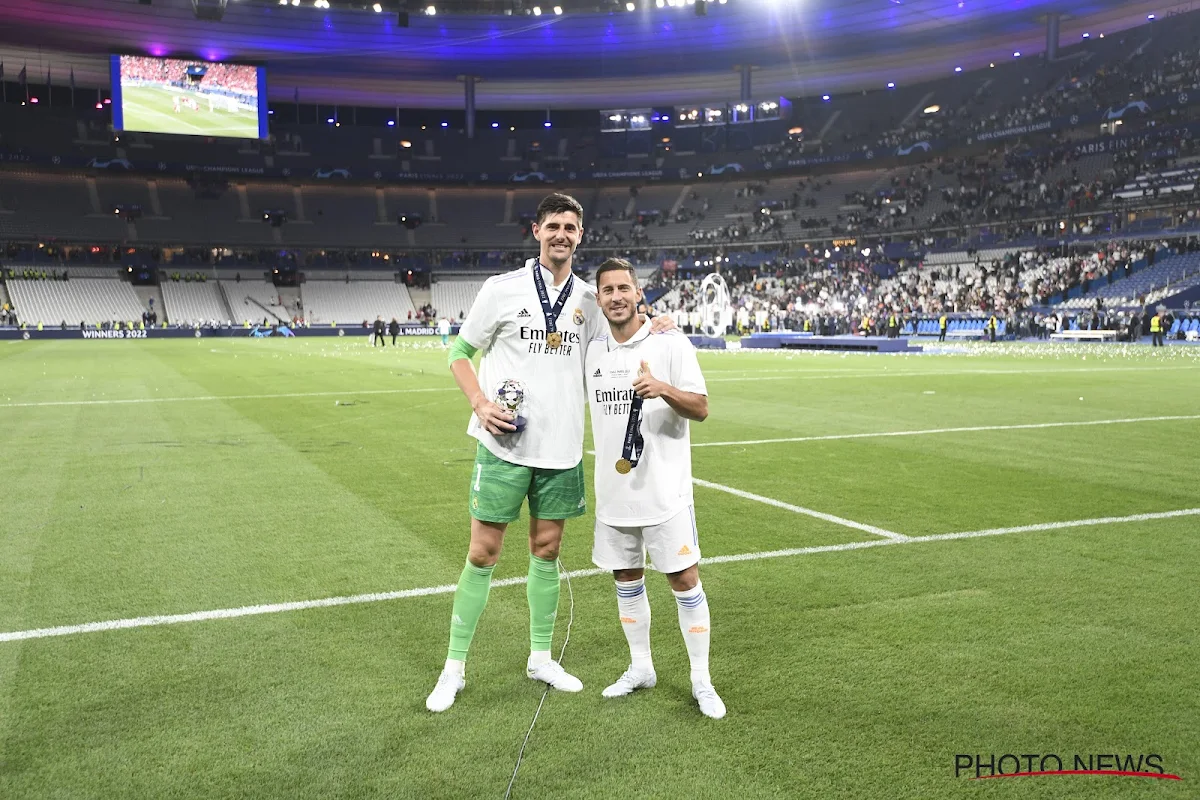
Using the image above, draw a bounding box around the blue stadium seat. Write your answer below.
[1169,319,1181,335]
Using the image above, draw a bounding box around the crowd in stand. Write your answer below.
[119,56,257,99]
[646,234,1200,337]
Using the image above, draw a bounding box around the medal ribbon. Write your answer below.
[620,395,645,469]
[531,259,574,338]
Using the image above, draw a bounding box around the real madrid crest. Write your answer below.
[573,308,585,326]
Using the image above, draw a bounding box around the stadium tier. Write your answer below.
[299,279,417,326]
[160,279,231,325]
[7,276,145,326]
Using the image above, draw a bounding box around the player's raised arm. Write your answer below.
[632,359,708,421]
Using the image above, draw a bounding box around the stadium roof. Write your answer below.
[0,0,1168,109]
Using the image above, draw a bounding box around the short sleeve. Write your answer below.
[458,279,500,351]
[670,334,707,395]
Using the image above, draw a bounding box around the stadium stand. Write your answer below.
[220,279,294,323]
[7,277,145,326]
[161,279,231,325]
[431,277,486,321]
[300,279,417,326]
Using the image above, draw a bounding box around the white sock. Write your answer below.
[673,581,711,685]
[444,658,465,678]
[527,649,552,669]
[615,578,653,672]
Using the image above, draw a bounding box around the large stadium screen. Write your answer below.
[110,54,268,140]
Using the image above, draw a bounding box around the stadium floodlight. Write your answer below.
[279,0,286,4]
[533,5,541,14]
[1013,51,1020,57]
[400,140,412,147]
[291,0,299,5]
[492,121,499,127]
[387,120,395,126]
[425,4,435,13]
[373,1,382,9]
[544,121,552,127]
[553,5,562,12]
[954,66,962,73]
[1147,13,1155,19]
[656,0,664,6]
[625,1,634,9]
[441,121,448,127]
[886,82,895,88]
[822,94,830,101]
[1082,32,1089,38]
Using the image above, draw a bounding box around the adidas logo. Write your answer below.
[451,614,464,625]
[619,616,637,624]
[688,625,709,634]
[518,308,532,318]
[677,545,692,556]
[592,368,602,378]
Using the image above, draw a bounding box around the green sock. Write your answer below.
[446,560,495,662]
[527,554,560,653]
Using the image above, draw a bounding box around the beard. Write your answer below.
[603,302,636,326]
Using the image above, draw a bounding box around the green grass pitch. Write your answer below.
[2,337,1198,798]
[119,84,260,139]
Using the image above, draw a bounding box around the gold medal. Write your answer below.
[615,458,632,474]
[546,331,563,348]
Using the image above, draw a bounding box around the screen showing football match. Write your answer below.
[110,54,268,139]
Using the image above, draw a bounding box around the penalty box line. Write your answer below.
[3,507,1197,645]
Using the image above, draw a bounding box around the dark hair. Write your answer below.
[595,257,637,286]
[535,193,585,226]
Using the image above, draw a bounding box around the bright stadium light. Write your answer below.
[425,4,435,13]
[492,121,500,128]
[553,4,562,11]
[923,104,940,114]
[887,82,895,88]
[1081,32,1089,38]
[954,66,962,73]
[656,0,664,6]
[1013,51,1021,57]
[291,0,299,5]
[822,94,830,101]
[544,121,552,127]
[532,5,541,14]
[625,1,634,9]
[387,120,395,126]
[373,2,382,10]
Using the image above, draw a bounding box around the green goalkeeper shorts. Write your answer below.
[468,443,586,523]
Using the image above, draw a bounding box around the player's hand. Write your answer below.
[632,360,668,400]
[649,314,676,334]
[472,396,517,434]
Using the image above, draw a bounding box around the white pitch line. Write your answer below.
[920,507,1200,540]
[0,387,456,409]
[693,414,1200,448]
[692,477,907,540]
[3,507,1195,644]
[705,364,1200,382]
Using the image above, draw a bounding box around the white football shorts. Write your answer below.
[592,505,700,574]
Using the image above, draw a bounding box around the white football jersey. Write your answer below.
[458,259,606,469]
[586,320,708,526]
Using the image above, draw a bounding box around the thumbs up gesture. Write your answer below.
[632,360,668,399]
